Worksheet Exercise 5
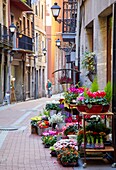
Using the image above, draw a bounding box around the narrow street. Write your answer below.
[0,94,114,170]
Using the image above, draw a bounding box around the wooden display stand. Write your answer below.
[81,111,115,168]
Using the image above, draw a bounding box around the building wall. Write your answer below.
[79,0,114,89]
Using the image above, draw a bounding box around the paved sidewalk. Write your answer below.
[0,95,115,170]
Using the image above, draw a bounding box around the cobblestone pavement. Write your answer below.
[0,94,115,170]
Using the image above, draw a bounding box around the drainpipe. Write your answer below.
[75,0,80,83]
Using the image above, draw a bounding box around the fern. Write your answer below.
[104,81,112,103]
[90,77,99,92]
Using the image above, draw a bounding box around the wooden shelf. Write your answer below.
[86,146,114,152]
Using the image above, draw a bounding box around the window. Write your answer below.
[36,33,39,52]
[3,3,6,25]
[27,19,30,36]
[41,5,43,19]
[23,17,26,34]
[35,5,38,15]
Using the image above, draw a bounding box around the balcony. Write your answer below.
[10,0,32,11]
[18,35,33,52]
[62,0,77,42]
[0,23,12,49]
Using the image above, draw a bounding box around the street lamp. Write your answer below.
[9,23,16,34]
[51,2,61,22]
[56,38,74,53]
[42,48,47,56]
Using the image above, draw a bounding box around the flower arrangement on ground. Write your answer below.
[45,102,61,112]
[41,135,57,148]
[63,123,78,136]
[49,113,65,124]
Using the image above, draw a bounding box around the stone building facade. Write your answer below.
[0,0,47,104]
[79,0,116,89]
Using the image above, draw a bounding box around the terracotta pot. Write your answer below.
[85,105,103,113]
[102,105,110,113]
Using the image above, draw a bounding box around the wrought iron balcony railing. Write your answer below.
[18,34,32,51]
[62,0,77,33]
[0,23,13,48]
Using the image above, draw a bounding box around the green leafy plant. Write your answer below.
[64,124,78,136]
[43,109,50,117]
[90,77,99,92]
[45,103,61,111]
[63,92,78,104]
[42,136,57,146]
[104,81,112,103]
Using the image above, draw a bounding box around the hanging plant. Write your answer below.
[82,52,97,82]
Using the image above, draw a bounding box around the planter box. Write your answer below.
[31,125,38,135]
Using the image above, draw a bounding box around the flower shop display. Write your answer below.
[41,135,57,148]
[49,113,65,129]
[77,115,111,149]
[84,90,108,113]
[63,86,84,104]
[45,100,61,116]
[63,123,78,136]
[30,116,42,134]
[52,139,79,166]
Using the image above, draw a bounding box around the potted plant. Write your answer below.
[45,101,61,116]
[57,146,79,166]
[76,96,86,112]
[58,76,73,84]
[58,76,73,91]
[42,135,57,148]
[64,124,78,136]
[102,81,112,112]
[49,113,65,129]
[82,51,96,82]
[84,90,107,113]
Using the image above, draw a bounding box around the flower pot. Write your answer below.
[85,105,103,113]
[102,105,110,113]
[61,161,78,167]
[50,151,57,157]
[77,105,86,112]
[57,122,65,129]
[52,123,57,129]
[31,125,38,134]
